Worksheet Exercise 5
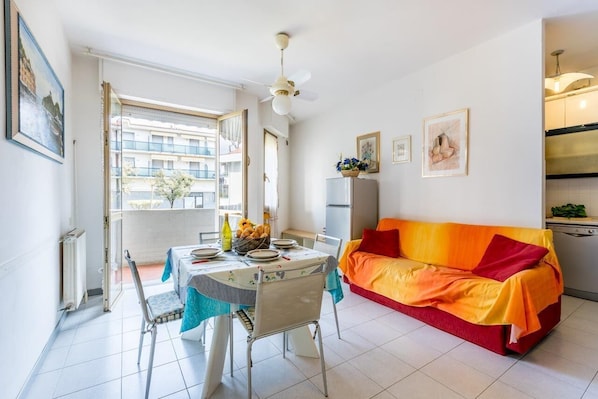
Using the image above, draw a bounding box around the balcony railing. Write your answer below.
[113,167,216,179]
[113,140,216,156]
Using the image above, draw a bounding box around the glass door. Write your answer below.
[217,110,248,229]
[264,131,279,237]
[102,82,124,311]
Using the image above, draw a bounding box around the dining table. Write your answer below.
[161,241,344,398]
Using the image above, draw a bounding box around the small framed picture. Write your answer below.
[356,131,380,173]
[422,108,469,177]
[392,135,411,164]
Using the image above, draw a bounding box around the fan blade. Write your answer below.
[295,89,318,102]
[288,70,311,86]
[259,95,274,103]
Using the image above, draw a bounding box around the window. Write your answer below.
[120,103,219,210]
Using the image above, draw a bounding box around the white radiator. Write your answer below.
[62,228,87,311]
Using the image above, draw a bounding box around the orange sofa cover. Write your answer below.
[339,218,563,342]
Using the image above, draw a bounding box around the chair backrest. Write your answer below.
[313,233,342,259]
[199,231,220,244]
[252,265,326,338]
[124,249,152,324]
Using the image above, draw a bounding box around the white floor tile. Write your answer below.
[286,339,346,377]
[386,371,465,399]
[247,355,308,398]
[64,335,122,366]
[268,379,328,399]
[37,346,69,373]
[20,290,598,399]
[121,360,186,399]
[72,318,123,343]
[562,313,598,336]
[371,390,399,399]
[560,295,585,319]
[551,324,598,350]
[201,372,253,398]
[177,352,209,387]
[381,335,443,369]
[322,329,377,362]
[375,310,426,334]
[404,324,464,353]
[310,361,384,399]
[584,374,598,399]
[447,341,519,378]
[54,378,121,399]
[421,354,495,399]
[540,332,598,370]
[521,348,596,390]
[500,361,585,399]
[51,329,76,349]
[121,340,179,376]
[478,381,534,399]
[348,318,405,346]
[53,353,122,397]
[161,388,191,399]
[20,369,61,399]
[348,347,415,388]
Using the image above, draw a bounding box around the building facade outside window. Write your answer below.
[119,104,218,210]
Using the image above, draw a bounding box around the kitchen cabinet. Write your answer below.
[545,98,565,130]
[545,88,598,130]
[565,89,598,127]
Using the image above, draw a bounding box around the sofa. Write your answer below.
[338,218,563,355]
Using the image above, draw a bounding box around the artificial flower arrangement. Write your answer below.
[233,217,271,254]
[335,155,369,172]
[235,217,270,239]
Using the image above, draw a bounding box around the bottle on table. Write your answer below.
[221,213,232,252]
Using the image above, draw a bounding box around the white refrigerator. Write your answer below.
[325,177,378,246]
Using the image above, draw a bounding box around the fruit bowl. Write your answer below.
[233,236,270,255]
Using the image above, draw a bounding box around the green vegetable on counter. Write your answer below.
[551,203,587,218]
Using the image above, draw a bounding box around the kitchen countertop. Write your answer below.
[546,217,598,226]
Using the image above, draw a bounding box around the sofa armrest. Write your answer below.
[338,239,362,275]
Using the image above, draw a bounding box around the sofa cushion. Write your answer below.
[357,228,400,258]
[473,234,549,281]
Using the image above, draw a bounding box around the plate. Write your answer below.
[246,249,280,259]
[271,239,297,248]
[191,247,222,259]
[245,253,281,262]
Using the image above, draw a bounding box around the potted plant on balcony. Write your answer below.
[335,155,368,177]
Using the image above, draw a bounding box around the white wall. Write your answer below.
[0,1,73,397]
[290,20,545,234]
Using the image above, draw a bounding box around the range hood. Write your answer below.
[546,123,598,178]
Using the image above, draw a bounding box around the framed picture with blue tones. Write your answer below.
[5,0,65,163]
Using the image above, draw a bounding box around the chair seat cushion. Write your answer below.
[147,290,184,324]
[236,308,255,333]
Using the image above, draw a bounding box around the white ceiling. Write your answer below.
[53,0,598,123]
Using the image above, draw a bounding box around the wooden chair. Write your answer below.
[124,249,187,399]
[236,265,329,399]
[313,233,343,339]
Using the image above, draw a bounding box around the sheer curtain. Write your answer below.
[264,132,279,238]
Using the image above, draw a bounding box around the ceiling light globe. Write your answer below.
[272,94,291,115]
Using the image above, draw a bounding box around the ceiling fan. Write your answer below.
[264,32,316,115]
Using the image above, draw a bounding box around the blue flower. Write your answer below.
[335,155,369,171]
